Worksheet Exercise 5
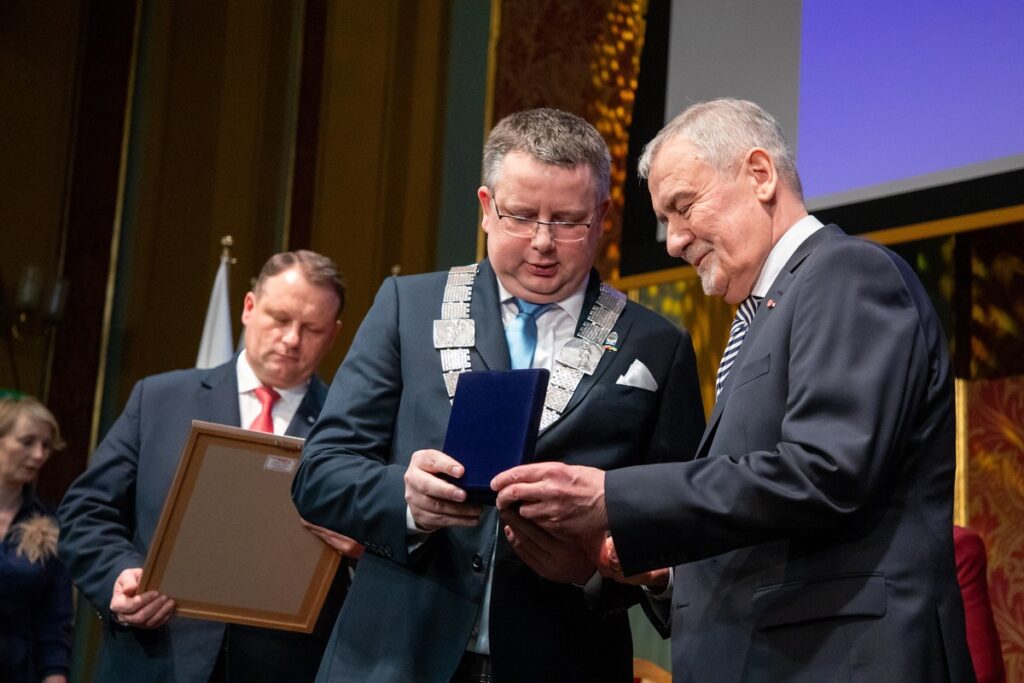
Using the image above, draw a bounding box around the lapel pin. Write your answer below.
[603,331,619,352]
[766,299,776,309]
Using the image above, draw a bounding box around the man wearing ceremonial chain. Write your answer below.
[292,108,704,682]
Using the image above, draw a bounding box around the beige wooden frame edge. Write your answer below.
[138,420,340,633]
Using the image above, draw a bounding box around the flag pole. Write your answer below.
[220,235,235,264]
[196,236,236,368]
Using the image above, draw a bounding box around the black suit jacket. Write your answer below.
[292,261,705,682]
[58,358,344,682]
[607,226,974,682]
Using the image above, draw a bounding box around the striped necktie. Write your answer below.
[506,299,552,369]
[715,295,762,398]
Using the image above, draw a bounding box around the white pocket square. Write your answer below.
[615,359,658,392]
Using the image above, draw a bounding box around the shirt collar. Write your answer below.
[235,352,309,403]
[751,215,824,298]
[494,273,588,323]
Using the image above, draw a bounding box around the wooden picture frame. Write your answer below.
[138,420,340,633]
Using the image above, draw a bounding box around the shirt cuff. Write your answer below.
[641,566,674,599]
[405,505,433,554]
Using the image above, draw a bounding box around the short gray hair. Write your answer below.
[482,108,611,202]
[637,98,803,198]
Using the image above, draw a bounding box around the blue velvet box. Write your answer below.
[441,369,549,504]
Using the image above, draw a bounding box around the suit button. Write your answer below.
[472,553,483,571]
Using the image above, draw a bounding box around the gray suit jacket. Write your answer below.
[292,261,705,682]
[58,358,341,682]
[607,226,975,682]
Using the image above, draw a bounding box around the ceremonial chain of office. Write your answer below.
[433,264,626,430]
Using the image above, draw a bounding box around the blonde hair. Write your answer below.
[0,396,65,451]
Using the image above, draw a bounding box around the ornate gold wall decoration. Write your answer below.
[583,1,648,281]
[490,0,648,280]
[967,374,1024,679]
[969,224,1024,380]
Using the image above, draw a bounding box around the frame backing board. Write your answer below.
[139,420,339,633]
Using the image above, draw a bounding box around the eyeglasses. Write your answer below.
[491,193,595,243]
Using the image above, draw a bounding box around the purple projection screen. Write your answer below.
[798,0,1024,208]
[665,0,1024,213]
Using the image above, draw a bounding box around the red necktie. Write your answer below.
[249,384,281,433]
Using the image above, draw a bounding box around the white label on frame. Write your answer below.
[263,455,296,474]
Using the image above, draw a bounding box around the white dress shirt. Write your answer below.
[235,353,309,434]
[496,277,587,372]
[751,215,824,297]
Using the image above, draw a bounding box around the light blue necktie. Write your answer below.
[505,298,552,369]
[470,297,552,656]
[715,295,762,398]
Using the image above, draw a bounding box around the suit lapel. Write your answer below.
[696,273,789,454]
[196,359,242,427]
[286,376,327,438]
[470,260,511,372]
[695,398,725,458]
[547,271,634,428]
[695,225,839,457]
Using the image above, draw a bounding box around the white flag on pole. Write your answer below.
[196,258,234,368]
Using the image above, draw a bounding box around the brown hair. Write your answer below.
[254,250,346,318]
[0,396,65,451]
[482,108,611,202]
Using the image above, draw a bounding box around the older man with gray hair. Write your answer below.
[493,98,975,682]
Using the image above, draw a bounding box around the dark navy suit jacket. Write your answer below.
[607,226,975,682]
[1,491,73,683]
[292,261,705,682]
[58,358,342,682]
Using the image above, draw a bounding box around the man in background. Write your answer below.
[292,108,704,682]
[59,250,356,682]
[493,98,975,682]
